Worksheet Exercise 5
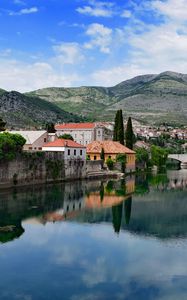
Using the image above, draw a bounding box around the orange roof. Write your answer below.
[43,139,85,148]
[55,123,95,130]
[86,141,135,154]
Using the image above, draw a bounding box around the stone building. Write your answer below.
[55,122,113,146]
[42,138,86,160]
[86,140,136,172]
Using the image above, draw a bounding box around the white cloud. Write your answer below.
[0,59,80,92]
[53,42,84,64]
[84,23,112,53]
[121,10,132,18]
[90,0,187,85]
[152,0,187,22]
[76,1,114,17]
[13,0,26,5]
[0,48,12,57]
[9,6,38,16]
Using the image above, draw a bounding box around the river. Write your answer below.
[0,169,187,300]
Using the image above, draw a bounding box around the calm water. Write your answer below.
[0,170,187,300]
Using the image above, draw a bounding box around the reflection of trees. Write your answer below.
[135,174,149,195]
[125,196,132,225]
[100,182,104,202]
[0,225,24,244]
[112,203,123,234]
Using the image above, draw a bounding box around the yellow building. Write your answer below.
[86,141,136,172]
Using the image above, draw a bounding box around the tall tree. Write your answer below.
[113,110,124,145]
[0,118,6,132]
[46,122,56,133]
[125,117,134,150]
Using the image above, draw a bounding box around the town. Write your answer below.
[0,110,187,188]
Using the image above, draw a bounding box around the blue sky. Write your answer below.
[0,0,187,91]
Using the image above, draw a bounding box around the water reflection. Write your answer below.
[0,170,187,299]
[0,170,186,245]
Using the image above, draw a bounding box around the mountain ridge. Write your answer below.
[0,90,83,129]
[28,71,187,125]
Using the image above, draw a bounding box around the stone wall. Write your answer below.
[0,152,87,189]
[86,160,103,173]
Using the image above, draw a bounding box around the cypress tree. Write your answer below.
[0,118,6,132]
[100,147,105,160]
[113,109,124,145]
[125,117,134,150]
[113,110,119,141]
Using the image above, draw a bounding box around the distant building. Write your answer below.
[86,140,136,172]
[9,130,49,151]
[42,138,86,160]
[55,122,113,145]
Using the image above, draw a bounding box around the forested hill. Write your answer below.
[29,71,187,125]
[0,90,82,129]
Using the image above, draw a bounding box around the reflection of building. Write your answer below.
[167,169,187,189]
[86,141,136,172]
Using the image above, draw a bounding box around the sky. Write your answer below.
[0,0,187,91]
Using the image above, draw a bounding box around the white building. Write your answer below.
[55,122,113,146]
[42,139,86,160]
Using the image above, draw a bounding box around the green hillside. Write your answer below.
[29,71,187,125]
[0,90,83,129]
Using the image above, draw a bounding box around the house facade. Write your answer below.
[55,122,113,146]
[42,139,86,160]
[86,141,136,172]
[10,130,49,151]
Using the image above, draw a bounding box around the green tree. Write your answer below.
[136,148,149,167]
[0,118,6,132]
[0,132,26,161]
[113,110,124,145]
[100,147,105,160]
[59,134,74,140]
[106,157,114,170]
[46,123,56,133]
[150,145,168,167]
[125,117,134,150]
[116,153,126,173]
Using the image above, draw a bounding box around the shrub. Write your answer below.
[106,157,114,170]
[0,132,26,161]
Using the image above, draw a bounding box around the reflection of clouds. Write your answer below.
[54,245,82,266]
[15,294,32,300]
[82,257,107,287]
[71,292,104,300]
[2,219,187,300]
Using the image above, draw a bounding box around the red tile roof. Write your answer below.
[55,123,95,130]
[86,141,135,154]
[43,139,85,148]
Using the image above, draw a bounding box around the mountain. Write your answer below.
[29,71,187,125]
[0,90,83,129]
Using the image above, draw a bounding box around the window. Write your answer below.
[94,155,97,160]
[29,147,32,150]
[109,155,111,159]
[68,149,70,156]
[80,150,82,156]
[74,149,76,155]
[44,138,47,142]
